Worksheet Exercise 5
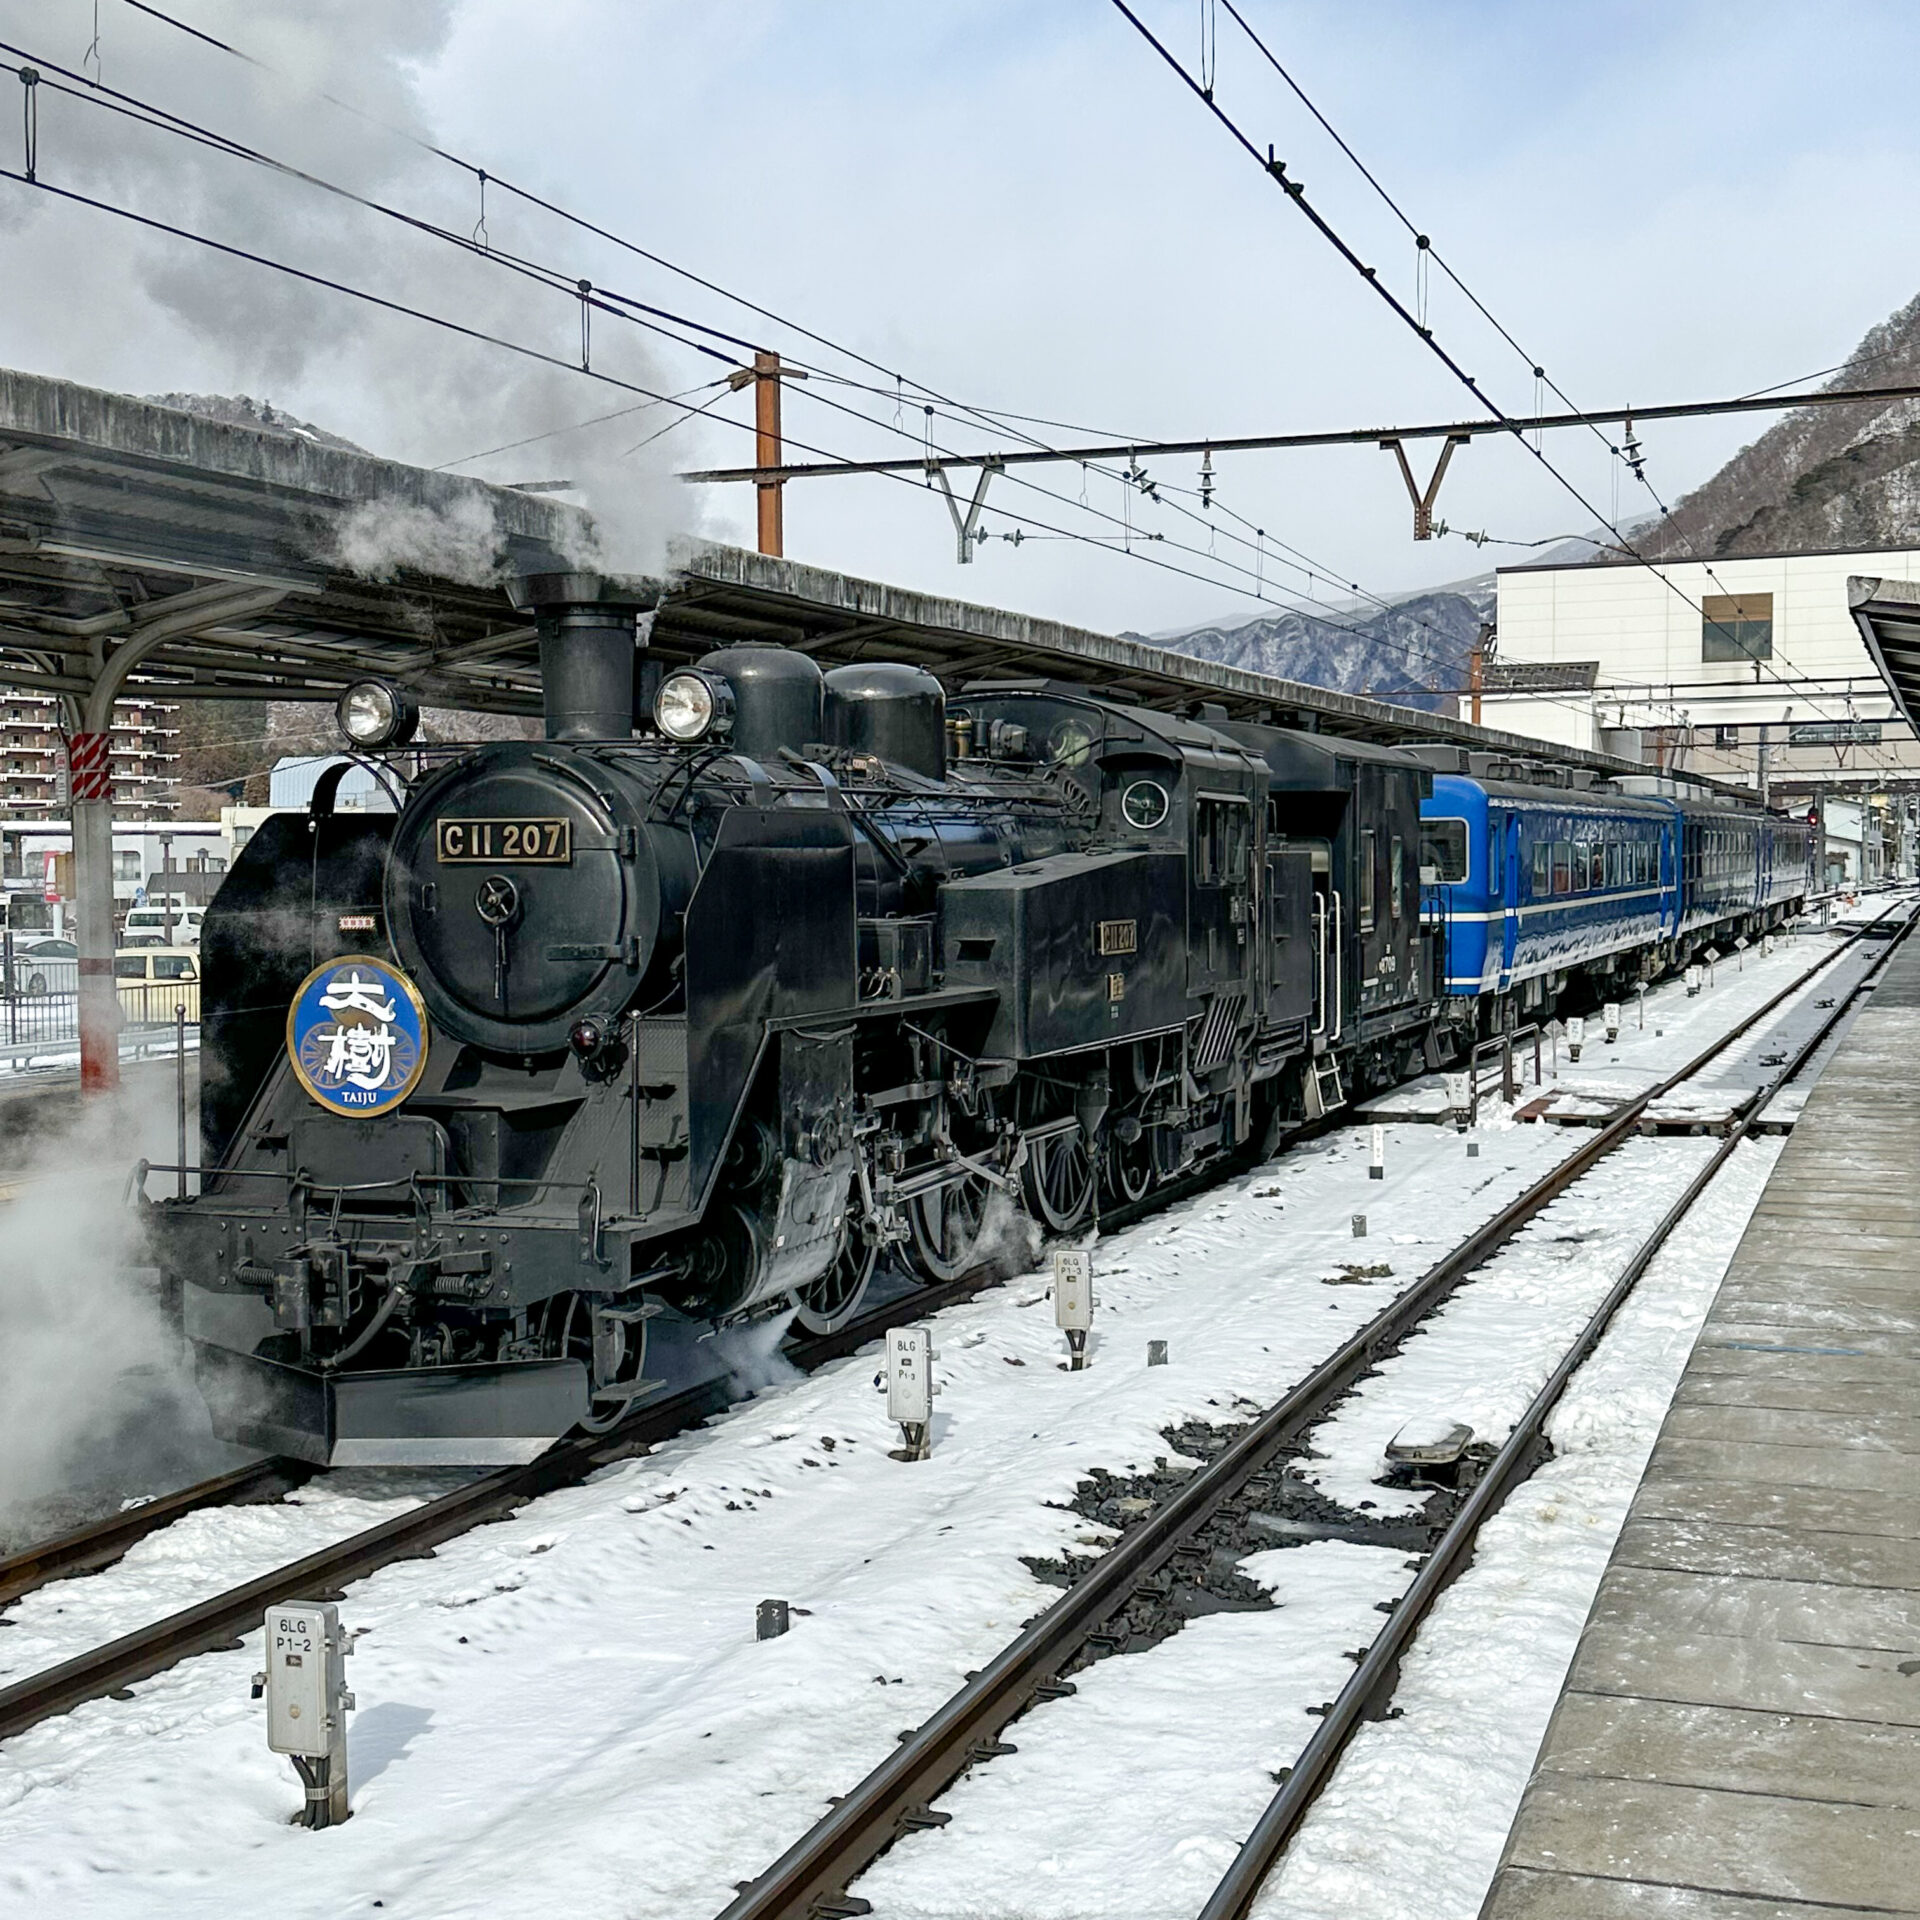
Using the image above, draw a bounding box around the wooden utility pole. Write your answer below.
[1468,620,1493,726]
[724,351,796,557]
[753,350,784,557]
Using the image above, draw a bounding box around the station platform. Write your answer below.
[1482,933,1920,1919]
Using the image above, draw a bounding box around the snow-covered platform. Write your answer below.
[1481,932,1920,1919]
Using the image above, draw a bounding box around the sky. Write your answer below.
[3,0,1920,638]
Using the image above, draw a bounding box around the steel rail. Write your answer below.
[714,911,1904,1920]
[0,1269,990,1746]
[0,1458,312,1608]
[0,916,1886,1758]
[1197,899,1917,1919]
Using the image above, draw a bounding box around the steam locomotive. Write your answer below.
[150,573,1812,1464]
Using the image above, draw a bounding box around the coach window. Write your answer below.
[1551,840,1573,894]
[1421,818,1469,883]
[1390,836,1405,919]
[1571,841,1591,893]
[1532,841,1550,898]
[1590,842,1606,890]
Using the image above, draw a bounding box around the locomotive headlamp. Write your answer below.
[337,679,420,751]
[568,1018,605,1060]
[654,670,732,743]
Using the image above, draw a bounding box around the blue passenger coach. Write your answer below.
[1420,766,1813,1030]
[1421,771,1672,1007]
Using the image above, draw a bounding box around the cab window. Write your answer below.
[1389,837,1405,920]
[1195,797,1250,886]
[1358,829,1376,932]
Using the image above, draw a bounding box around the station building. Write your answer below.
[1483,544,1920,880]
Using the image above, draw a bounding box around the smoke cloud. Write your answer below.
[332,494,508,589]
[0,1085,233,1544]
[0,0,702,576]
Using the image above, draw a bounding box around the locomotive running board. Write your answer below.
[190,1341,589,1467]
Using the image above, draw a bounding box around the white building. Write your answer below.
[267,755,396,811]
[1486,545,1920,792]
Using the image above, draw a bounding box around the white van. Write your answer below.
[122,904,206,947]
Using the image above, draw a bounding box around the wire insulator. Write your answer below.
[20,66,37,183]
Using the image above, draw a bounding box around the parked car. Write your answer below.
[122,904,205,947]
[115,946,200,1024]
[4,936,78,996]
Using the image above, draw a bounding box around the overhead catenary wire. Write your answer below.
[98,0,1504,678]
[0,158,1509,713]
[1202,0,1901,769]
[1105,0,1891,759]
[430,380,727,473]
[1,37,1432,670]
[0,44,761,372]
[13,10,1755,737]
[107,0,1174,467]
[777,371,1554,708]
[74,0,1870,739]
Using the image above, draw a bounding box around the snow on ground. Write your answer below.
[0,1118,1582,1920]
[853,1138,1723,1918]
[0,1474,470,1687]
[0,910,1893,1919]
[1255,1138,1782,1920]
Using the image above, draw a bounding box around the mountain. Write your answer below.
[1139,288,1920,700]
[1618,292,1920,560]
[1135,582,1491,716]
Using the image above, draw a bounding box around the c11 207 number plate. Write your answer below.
[435,817,572,863]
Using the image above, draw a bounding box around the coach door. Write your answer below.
[1263,841,1315,1029]
[1353,766,1421,1017]
[1501,812,1522,987]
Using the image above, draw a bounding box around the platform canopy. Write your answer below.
[1850,574,1920,735]
[0,364,1662,778]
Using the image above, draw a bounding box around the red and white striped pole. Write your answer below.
[68,730,120,1095]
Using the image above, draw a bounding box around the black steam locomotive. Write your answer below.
[149,571,1786,1465]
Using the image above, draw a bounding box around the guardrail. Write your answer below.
[0,987,197,1071]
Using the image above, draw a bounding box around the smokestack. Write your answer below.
[508,572,661,740]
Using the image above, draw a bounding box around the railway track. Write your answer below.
[0,1261,1008,1746]
[0,910,1894,1771]
[713,901,1914,1920]
[0,1457,312,1608]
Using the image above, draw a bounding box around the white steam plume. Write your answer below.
[0,1086,231,1537]
[0,0,707,575]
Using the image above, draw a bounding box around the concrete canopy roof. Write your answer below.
[0,364,1660,782]
[1850,575,1920,734]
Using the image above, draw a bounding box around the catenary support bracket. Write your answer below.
[1381,433,1469,540]
[927,457,1003,563]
